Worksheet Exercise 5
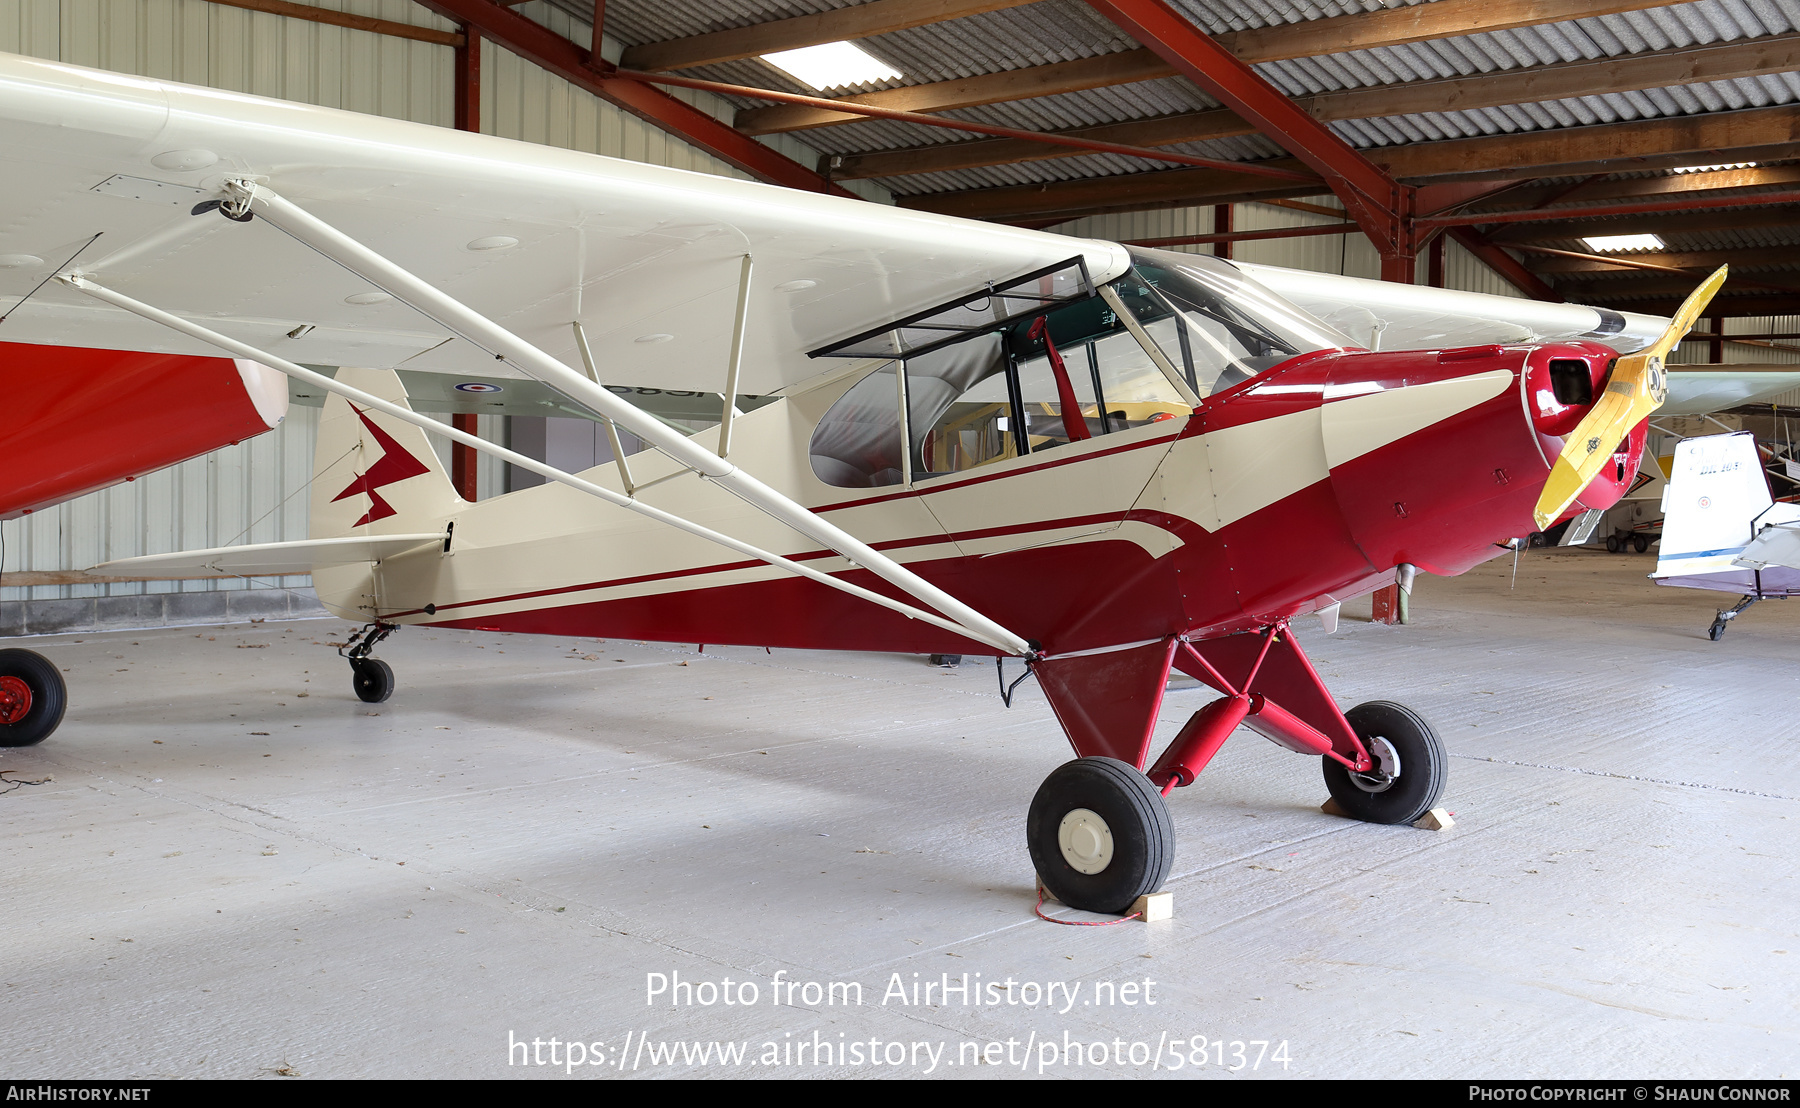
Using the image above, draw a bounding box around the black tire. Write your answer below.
[351,658,394,704]
[1605,534,1621,553]
[1708,618,1727,642]
[1323,701,1447,826]
[929,654,963,668]
[1633,535,1649,553]
[0,648,67,747]
[1027,756,1174,915]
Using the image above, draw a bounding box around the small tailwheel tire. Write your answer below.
[1708,617,1727,641]
[1323,701,1447,826]
[929,654,962,668]
[1027,756,1174,916]
[0,648,66,747]
[351,658,394,704]
[1634,535,1649,553]
[1605,534,1621,553]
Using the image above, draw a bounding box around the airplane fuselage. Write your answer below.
[317,337,1638,657]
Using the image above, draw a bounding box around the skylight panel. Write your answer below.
[1582,234,1665,253]
[761,41,902,91]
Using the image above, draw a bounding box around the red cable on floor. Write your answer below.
[1033,886,1142,926]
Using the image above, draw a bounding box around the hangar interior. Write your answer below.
[2,0,1797,1079]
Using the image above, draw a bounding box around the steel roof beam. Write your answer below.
[735,0,1690,134]
[1448,229,1563,303]
[410,0,854,196]
[1528,244,1800,275]
[832,31,1800,181]
[1081,0,1409,272]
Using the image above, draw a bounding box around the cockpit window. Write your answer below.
[807,249,1352,488]
[1121,248,1354,397]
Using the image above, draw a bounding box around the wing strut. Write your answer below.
[58,274,1030,656]
[218,180,1025,655]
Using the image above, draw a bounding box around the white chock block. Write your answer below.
[1413,807,1455,831]
[1131,891,1173,922]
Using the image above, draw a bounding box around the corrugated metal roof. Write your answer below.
[532,0,1800,239]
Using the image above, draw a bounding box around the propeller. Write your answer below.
[1532,265,1729,531]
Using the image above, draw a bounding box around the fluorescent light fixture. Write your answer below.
[761,41,901,91]
[1672,162,1755,174]
[1582,233,1665,252]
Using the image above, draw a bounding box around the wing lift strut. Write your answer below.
[59,179,1031,658]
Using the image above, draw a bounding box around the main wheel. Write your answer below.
[0,648,67,747]
[1323,701,1447,826]
[1633,535,1649,553]
[351,658,394,704]
[1027,757,1174,915]
[1605,534,1622,553]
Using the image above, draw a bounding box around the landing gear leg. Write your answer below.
[1708,595,1758,641]
[0,649,66,747]
[339,622,398,704]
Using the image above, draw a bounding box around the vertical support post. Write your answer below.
[450,413,479,500]
[451,23,484,499]
[1708,314,1724,365]
[589,0,608,65]
[1371,583,1400,625]
[1212,204,1232,259]
[1427,231,1445,289]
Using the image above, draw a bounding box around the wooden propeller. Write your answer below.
[1532,265,1728,531]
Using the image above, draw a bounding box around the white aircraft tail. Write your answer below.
[309,367,462,539]
[1654,432,1769,583]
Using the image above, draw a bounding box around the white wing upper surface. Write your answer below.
[1238,262,1669,354]
[0,52,1129,395]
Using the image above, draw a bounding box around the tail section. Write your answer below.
[310,368,460,622]
[309,368,460,539]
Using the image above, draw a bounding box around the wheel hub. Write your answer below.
[1057,808,1114,874]
[0,675,31,725]
[1350,734,1401,793]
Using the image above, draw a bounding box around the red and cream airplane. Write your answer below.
[0,52,1721,914]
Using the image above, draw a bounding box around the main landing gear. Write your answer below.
[339,622,398,704]
[1021,624,1447,915]
[0,648,66,747]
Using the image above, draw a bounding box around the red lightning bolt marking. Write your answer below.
[331,405,432,526]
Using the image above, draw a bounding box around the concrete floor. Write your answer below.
[1,550,1794,1080]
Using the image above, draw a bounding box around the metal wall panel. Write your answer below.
[0,0,884,614]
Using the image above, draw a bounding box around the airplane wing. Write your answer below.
[1236,262,1670,354]
[1660,365,1800,416]
[0,51,1128,398]
[89,534,448,578]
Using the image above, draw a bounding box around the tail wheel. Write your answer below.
[0,649,67,747]
[1027,757,1174,915]
[1323,701,1447,826]
[351,658,395,704]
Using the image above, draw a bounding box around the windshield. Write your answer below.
[1121,248,1356,396]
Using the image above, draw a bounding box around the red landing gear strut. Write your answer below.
[1024,623,1447,915]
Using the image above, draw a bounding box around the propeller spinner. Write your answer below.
[1532,266,1729,531]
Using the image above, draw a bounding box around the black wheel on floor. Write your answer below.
[928,654,963,668]
[1605,534,1621,553]
[1633,535,1649,553]
[1027,756,1174,915]
[1708,617,1728,641]
[0,649,66,748]
[1323,701,1447,826]
[351,658,394,704]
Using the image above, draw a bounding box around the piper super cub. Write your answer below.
[0,52,1722,915]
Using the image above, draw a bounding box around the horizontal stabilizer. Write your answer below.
[1732,506,1800,572]
[88,534,446,579]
